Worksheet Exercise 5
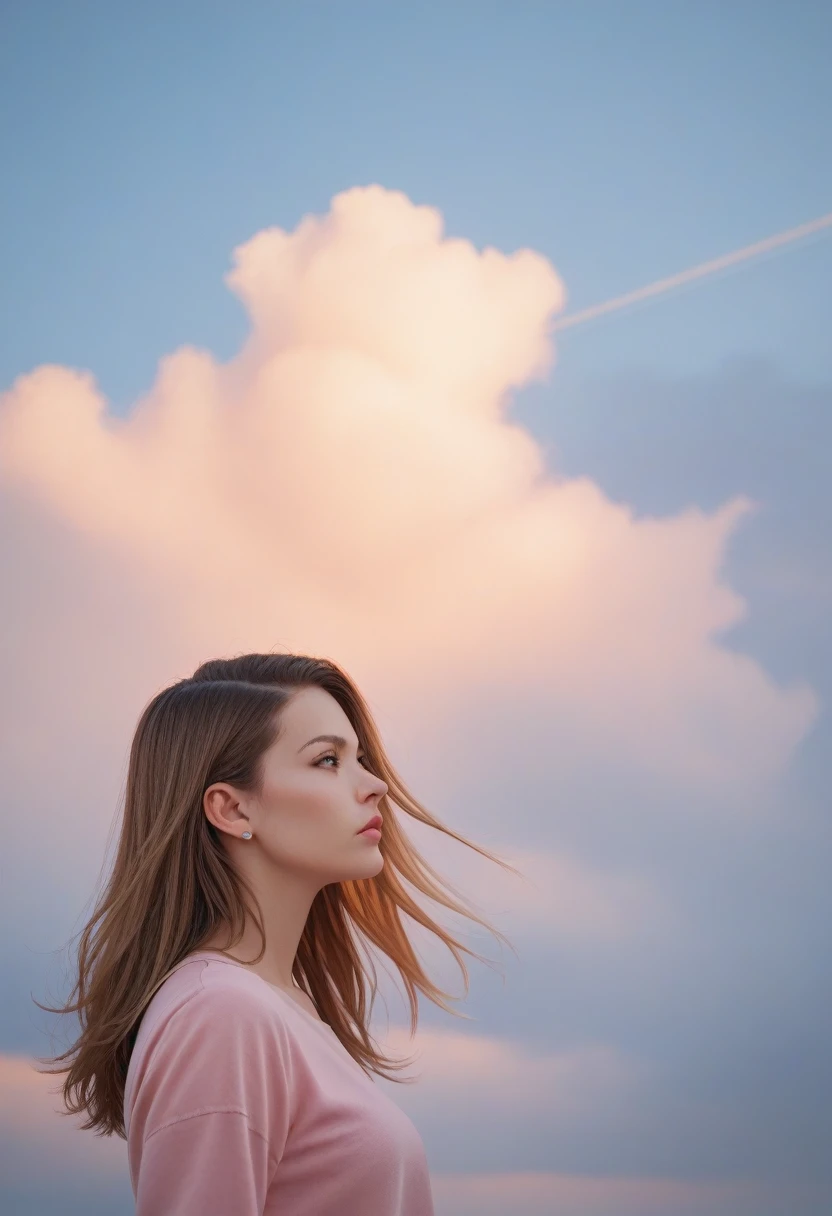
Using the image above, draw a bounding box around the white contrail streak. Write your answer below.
[551,210,832,331]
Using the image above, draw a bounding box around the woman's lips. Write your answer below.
[358,814,383,834]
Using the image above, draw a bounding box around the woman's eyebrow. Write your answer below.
[297,734,362,753]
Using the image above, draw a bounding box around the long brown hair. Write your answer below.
[33,652,522,1139]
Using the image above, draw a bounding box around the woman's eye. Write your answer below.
[316,753,369,769]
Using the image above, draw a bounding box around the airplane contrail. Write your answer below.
[551,210,832,331]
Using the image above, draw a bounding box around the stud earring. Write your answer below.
[242,831,252,839]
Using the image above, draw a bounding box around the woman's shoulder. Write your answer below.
[132,952,292,1064]
[125,954,296,1160]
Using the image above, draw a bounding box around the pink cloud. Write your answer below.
[0,187,821,1095]
[0,184,818,896]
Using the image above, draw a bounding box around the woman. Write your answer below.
[35,652,520,1214]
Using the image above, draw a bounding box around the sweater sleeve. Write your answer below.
[131,985,292,1215]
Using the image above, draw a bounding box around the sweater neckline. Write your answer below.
[185,950,336,1033]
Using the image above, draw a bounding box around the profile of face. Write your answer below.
[205,685,389,888]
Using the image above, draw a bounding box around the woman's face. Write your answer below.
[246,685,389,884]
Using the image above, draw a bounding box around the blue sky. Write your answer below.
[2,0,830,411]
[1,4,831,1215]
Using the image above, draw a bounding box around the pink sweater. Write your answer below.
[124,950,435,1215]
